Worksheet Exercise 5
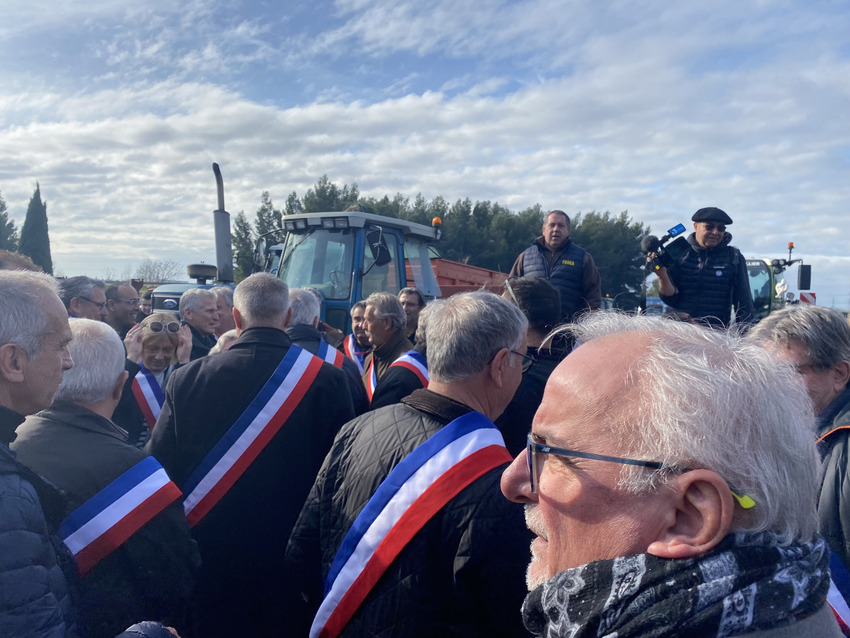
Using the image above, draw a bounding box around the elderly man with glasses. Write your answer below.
[749,306,850,599]
[501,312,840,638]
[650,207,754,329]
[285,291,532,637]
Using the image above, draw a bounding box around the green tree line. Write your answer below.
[0,184,53,274]
[232,175,651,309]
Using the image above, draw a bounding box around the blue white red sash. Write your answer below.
[343,335,368,374]
[828,550,850,633]
[317,339,345,369]
[181,345,323,528]
[59,456,181,575]
[131,363,165,430]
[310,411,512,638]
[389,350,429,388]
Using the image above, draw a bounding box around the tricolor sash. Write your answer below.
[131,363,165,430]
[181,345,323,528]
[388,350,429,388]
[343,335,368,374]
[59,456,181,575]
[365,359,378,401]
[318,339,345,369]
[310,411,512,638]
[828,550,850,634]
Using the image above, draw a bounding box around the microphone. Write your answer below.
[640,235,660,254]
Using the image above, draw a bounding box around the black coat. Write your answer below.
[285,389,532,637]
[13,403,200,638]
[818,386,850,568]
[660,233,754,329]
[146,327,355,638]
[285,323,369,416]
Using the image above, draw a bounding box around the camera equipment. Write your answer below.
[641,223,689,273]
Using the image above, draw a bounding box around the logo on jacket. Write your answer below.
[562,259,575,266]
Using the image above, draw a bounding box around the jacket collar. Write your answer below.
[373,328,410,361]
[817,384,850,438]
[534,236,572,255]
[0,405,25,446]
[30,402,130,443]
[230,326,293,349]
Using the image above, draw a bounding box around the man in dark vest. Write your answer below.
[653,207,754,329]
[509,209,601,322]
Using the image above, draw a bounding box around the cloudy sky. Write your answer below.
[2,0,848,305]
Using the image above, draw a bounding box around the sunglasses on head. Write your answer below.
[149,321,180,334]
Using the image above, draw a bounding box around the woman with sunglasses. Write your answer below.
[114,313,192,447]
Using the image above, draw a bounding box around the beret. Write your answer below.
[692,207,733,224]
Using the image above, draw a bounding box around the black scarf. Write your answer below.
[522,532,830,638]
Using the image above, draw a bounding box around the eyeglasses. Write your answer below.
[148,321,180,334]
[702,224,726,233]
[793,362,831,374]
[80,296,107,310]
[525,434,755,509]
[511,349,536,372]
[115,297,141,307]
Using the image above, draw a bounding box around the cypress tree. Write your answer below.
[18,182,53,274]
[0,189,18,251]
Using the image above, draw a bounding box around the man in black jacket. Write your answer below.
[147,273,355,638]
[285,291,532,637]
[13,318,200,638]
[509,210,601,322]
[654,207,754,329]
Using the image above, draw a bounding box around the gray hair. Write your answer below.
[398,287,426,307]
[414,300,441,350]
[58,276,106,309]
[364,292,407,331]
[179,288,217,315]
[55,319,125,404]
[351,300,367,314]
[748,305,850,368]
[209,329,239,354]
[233,273,289,326]
[567,312,820,544]
[426,291,528,382]
[0,270,59,358]
[211,286,234,309]
[289,288,320,326]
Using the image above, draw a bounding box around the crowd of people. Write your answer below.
[0,206,848,638]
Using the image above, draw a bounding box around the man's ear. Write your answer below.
[831,361,850,394]
[233,308,244,334]
[0,343,27,383]
[283,307,293,329]
[68,298,81,316]
[487,347,510,389]
[646,469,734,560]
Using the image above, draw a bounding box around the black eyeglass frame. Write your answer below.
[525,434,755,508]
[511,349,536,372]
[79,296,107,310]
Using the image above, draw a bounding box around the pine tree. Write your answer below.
[0,189,18,251]
[232,211,256,282]
[18,183,53,274]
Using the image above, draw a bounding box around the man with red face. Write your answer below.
[510,210,601,323]
[501,313,840,637]
[654,207,754,329]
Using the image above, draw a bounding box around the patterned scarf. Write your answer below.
[522,532,830,638]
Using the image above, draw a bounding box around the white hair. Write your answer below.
[55,319,125,404]
[426,291,527,382]
[567,312,820,544]
[179,288,216,315]
[364,292,407,331]
[0,270,59,358]
[233,273,289,327]
[289,288,321,326]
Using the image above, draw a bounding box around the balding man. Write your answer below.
[105,283,140,339]
[285,291,532,637]
[59,276,108,321]
[147,273,355,638]
[13,319,199,638]
[0,271,76,637]
[501,313,840,637]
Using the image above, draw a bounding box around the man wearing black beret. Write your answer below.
[654,207,754,329]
